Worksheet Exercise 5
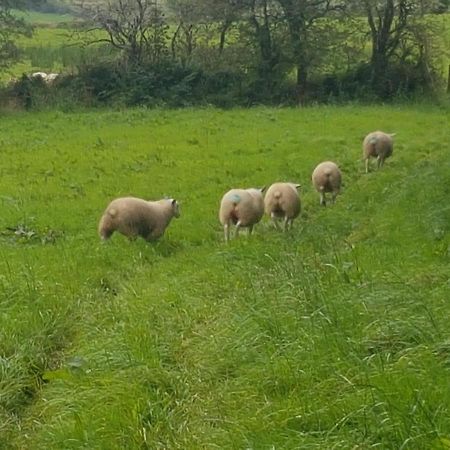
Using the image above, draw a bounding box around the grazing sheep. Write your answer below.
[312,161,342,206]
[30,71,48,81]
[264,182,301,231]
[45,73,60,84]
[30,72,59,85]
[219,188,265,242]
[363,131,394,173]
[98,197,180,241]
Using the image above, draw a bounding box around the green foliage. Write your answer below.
[0,1,33,70]
[0,105,449,448]
[2,8,450,103]
[23,0,73,14]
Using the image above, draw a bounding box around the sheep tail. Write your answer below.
[273,190,282,199]
[229,194,241,205]
[107,207,118,218]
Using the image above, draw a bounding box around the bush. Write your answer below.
[2,55,445,111]
[316,61,441,102]
[66,62,248,108]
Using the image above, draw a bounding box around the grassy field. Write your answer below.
[1,15,109,83]
[13,10,75,26]
[0,105,449,449]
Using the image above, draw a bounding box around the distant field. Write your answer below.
[0,105,449,449]
[0,11,106,82]
[3,11,449,85]
[13,9,75,25]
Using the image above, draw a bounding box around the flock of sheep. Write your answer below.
[98,130,394,243]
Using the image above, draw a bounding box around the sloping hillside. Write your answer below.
[0,105,449,449]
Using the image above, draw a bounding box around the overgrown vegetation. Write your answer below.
[0,1,449,107]
[0,105,449,448]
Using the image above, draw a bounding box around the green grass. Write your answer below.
[13,9,75,26]
[0,105,449,449]
[0,27,113,83]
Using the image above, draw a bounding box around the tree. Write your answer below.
[199,0,246,54]
[166,0,203,65]
[75,0,168,66]
[246,0,283,95]
[276,0,345,104]
[363,0,415,94]
[358,0,445,96]
[0,0,33,71]
[165,0,247,67]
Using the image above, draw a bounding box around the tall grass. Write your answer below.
[1,27,111,83]
[0,105,449,449]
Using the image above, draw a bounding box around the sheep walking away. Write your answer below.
[312,161,342,206]
[264,182,301,231]
[363,131,395,173]
[219,188,265,242]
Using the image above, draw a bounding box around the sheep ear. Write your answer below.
[260,186,267,193]
[171,199,177,205]
[295,184,301,190]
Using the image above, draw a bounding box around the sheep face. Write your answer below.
[170,199,181,218]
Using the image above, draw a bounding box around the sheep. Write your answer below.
[98,196,180,242]
[311,161,342,206]
[30,72,60,85]
[45,73,60,85]
[363,131,394,173]
[219,188,265,242]
[30,72,48,82]
[264,182,301,231]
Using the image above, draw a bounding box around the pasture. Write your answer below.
[0,105,449,448]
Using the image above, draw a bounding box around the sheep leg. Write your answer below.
[283,216,290,232]
[248,225,254,236]
[234,221,242,239]
[145,227,163,241]
[365,158,370,173]
[144,232,158,242]
[377,156,384,169]
[224,223,230,242]
[100,229,114,240]
[320,192,326,206]
[332,192,338,204]
[271,213,281,230]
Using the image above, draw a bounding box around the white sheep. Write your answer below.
[219,188,265,242]
[45,73,60,84]
[30,72,59,85]
[30,72,48,82]
[98,196,180,241]
[264,182,301,231]
[363,131,394,173]
[311,161,342,206]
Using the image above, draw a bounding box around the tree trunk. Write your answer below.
[287,19,308,105]
[371,51,389,96]
[249,0,279,95]
[447,64,450,94]
[218,18,232,54]
[296,62,308,106]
